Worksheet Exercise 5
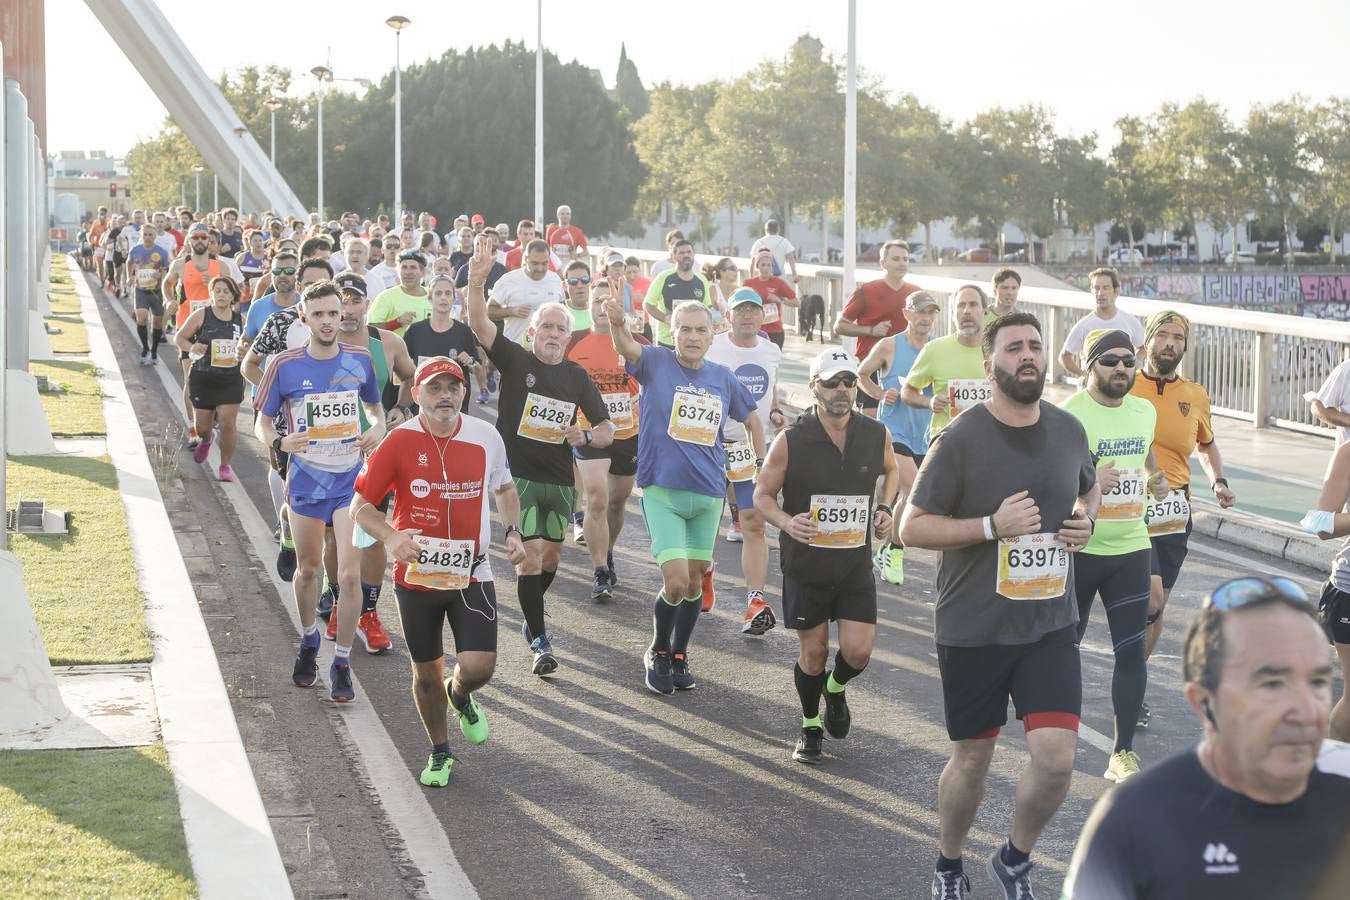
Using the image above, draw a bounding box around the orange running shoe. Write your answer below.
[741,591,776,635]
[356,609,393,654]
[701,563,716,612]
[326,604,339,641]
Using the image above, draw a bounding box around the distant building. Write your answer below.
[50,150,134,226]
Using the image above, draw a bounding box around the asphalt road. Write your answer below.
[88,274,1332,899]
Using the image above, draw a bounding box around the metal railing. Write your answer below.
[599,248,1350,437]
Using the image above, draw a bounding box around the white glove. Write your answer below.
[1299,509,1335,536]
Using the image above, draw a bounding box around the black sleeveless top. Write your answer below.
[190,307,244,374]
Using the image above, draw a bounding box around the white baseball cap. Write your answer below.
[809,348,860,380]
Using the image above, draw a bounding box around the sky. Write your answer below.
[47,0,1350,157]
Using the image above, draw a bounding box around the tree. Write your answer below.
[614,43,649,120]
[1055,133,1109,261]
[1308,98,1350,263]
[1146,99,1232,260]
[1105,116,1167,254]
[1241,98,1314,264]
[633,83,718,226]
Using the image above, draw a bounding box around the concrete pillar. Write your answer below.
[0,551,70,736]
[26,124,51,360]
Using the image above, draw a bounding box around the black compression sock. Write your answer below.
[151,328,164,352]
[540,568,556,594]
[1001,839,1030,868]
[794,662,828,719]
[651,594,680,653]
[517,574,547,639]
[136,324,149,352]
[670,597,700,654]
[827,649,867,693]
[936,853,962,874]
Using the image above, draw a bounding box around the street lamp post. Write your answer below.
[843,0,857,300]
[264,97,282,165]
[233,126,247,213]
[311,65,332,221]
[386,15,411,222]
[192,162,204,212]
[534,0,543,230]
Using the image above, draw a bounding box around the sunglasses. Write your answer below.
[818,375,858,389]
[567,275,592,286]
[1096,354,1136,368]
[1205,576,1308,612]
[271,266,297,276]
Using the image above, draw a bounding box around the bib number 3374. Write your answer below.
[996,533,1069,600]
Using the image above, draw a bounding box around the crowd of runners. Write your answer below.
[74,201,1350,899]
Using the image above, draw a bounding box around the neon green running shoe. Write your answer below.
[419,750,456,787]
[449,685,490,745]
[1104,749,1142,783]
[877,544,905,585]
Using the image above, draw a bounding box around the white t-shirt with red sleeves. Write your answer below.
[545,223,587,258]
[353,415,512,590]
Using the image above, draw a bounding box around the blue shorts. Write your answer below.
[731,478,755,510]
[289,490,355,526]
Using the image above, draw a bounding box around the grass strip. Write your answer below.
[6,454,151,664]
[31,359,106,436]
[0,744,195,899]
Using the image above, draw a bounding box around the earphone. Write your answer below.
[1202,698,1218,729]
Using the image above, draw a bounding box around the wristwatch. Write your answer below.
[1212,477,1229,489]
[271,436,284,457]
[504,525,522,541]
[583,429,593,446]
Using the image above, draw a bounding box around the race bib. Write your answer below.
[210,339,239,368]
[517,392,575,443]
[136,267,159,289]
[996,533,1070,600]
[763,302,780,324]
[1099,467,1146,521]
[551,243,573,257]
[405,536,475,591]
[948,378,992,416]
[667,388,722,446]
[302,390,361,463]
[602,391,635,433]
[809,494,870,549]
[1146,489,1190,536]
[725,441,756,483]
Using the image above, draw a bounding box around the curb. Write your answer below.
[67,258,292,899]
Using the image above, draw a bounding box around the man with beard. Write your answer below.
[755,348,899,764]
[643,239,712,349]
[256,282,386,703]
[465,235,614,677]
[1129,311,1236,730]
[901,312,1098,900]
[164,224,226,445]
[902,285,990,438]
[1062,329,1171,783]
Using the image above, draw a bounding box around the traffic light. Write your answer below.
[109,183,117,197]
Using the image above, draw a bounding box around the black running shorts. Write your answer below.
[395,582,498,662]
[782,564,876,630]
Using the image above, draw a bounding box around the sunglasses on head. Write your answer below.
[818,374,858,389]
[1205,576,1308,612]
[271,266,297,276]
[567,275,592,286]
[1096,354,1136,368]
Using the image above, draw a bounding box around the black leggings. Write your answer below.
[1074,549,1151,753]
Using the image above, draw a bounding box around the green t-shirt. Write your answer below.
[368,287,431,337]
[566,305,592,332]
[1061,390,1157,556]
[903,334,988,437]
[643,270,711,347]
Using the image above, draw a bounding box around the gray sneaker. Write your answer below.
[986,847,1037,900]
[931,868,971,900]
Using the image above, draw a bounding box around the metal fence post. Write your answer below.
[1252,331,1273,428]
[1044,305,1062,382]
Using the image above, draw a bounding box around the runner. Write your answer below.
[705,287,787,634]
[175,276,245,481]
[566,278,648,601]
[217,207,244,259]
[900,312,1098,900]
[1130,310,1236,730]
[367,250,431,337]
[833,240,915,417]
[643,239,711,349]
[1062,328,1170,782]
[503,220,561,272]
[488,239,566,346]
[603,294,765,695]
[351,357,525,787]
[255,281,386,703]
[236,229,269,307]
[984,268,1021,325]
[128,224,172,365]
[755,348,898,765]
[857,290,938,585]
[649,230,684,279]
[749,219,799,282]
[464,236,614,676]
[743,249,798,348]
[561,261,594,333]
[545,204,587,262]
[399,274,484,409]
[901,285,990,437]
[1060,267,1146,378]
[163,224,227,446]
[1302,443,1350,741]
[366,236,403,294]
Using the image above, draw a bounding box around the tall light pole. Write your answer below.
[311,65,332,221]
[264,97,282,165]
[192,162,204,212]
[233,126,247,213]
[843,0,857,300]
[534,0,543,230]
[386,15,411,222]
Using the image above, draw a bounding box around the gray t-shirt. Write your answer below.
[911,402,1096,647]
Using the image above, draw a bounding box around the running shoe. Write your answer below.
[192,429,214,464]
[420,750,456,788]
[521,623,557,676]
[477,388,490,405]
[149,353,160,366]
[1104,749,1142,783]
[792,726,824,764]
[356,610,393,654]
[986,847,1037,900]
[218,464,235,482]
[726,521,744,543]
[326,602,340,640]
[573,521,586,545]
[644,647,674,694]
[329,660,355,703]
[607,551,617,588]
[930,869,971,900]
[590,568,612,603]
[187,426,200,450]
[449,687,490,745]
[486,370,498,393]
[823,683,852,739]
[1136,700,1151,731]
[292,642,319,688]
[276,542,297,582]
[671,651,696,690]
[701,564,716,612]
[138,351,150,366]
[741,593,776,635]
[317,582,335,622]
[877,543,905,585]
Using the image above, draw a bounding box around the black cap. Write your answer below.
[335,272,368,298]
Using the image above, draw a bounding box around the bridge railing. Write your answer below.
[600,248,1350,437]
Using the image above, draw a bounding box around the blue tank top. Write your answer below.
[878,332,933,456]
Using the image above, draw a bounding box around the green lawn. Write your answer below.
[6,455,150,664]
[31,359,105,436]
[0,744,195,898]
[44,316,89,354]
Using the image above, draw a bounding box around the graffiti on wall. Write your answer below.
[1060,271,1350,317]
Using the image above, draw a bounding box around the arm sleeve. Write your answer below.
[1060,792,1139,900]
[576,372,610,426]
[841,284,866,321]
[251,315,282,358]
[729,373,758,422]
[910,426,962,516]
[776,278,797,300]
[643,275,665,310]
[487,430,513,490]
[367,292,392,327]
[575,228,588,249]
[905,344,935,391]
[255,357,285,418]
[1196,392,1215,445]
[244,302,266,340]
[485,328,522,371]
[353,438,398,504]
[1316,363,1350,407]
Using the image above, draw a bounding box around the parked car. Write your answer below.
[1107,247,1144,265]
[956,247,994,263]
[1223,251,1257,265]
